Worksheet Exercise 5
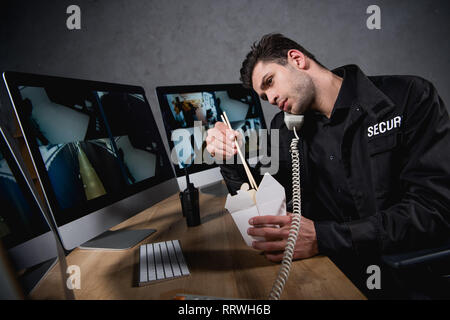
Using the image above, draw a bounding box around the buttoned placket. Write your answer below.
[341,104,369,217]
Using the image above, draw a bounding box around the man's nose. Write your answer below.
[268,91,279,105]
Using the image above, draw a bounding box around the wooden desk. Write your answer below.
[31,188,366,300]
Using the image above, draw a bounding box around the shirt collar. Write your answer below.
[333,64,396,118]
[331,67,357,112]
[311,67,355,121]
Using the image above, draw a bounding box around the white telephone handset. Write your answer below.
[284,112,304,131]
[269,112,305,300]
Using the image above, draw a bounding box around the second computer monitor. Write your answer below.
[156,84,267,185]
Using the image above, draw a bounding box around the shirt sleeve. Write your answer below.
[220,160,262,195]
[314,221,354,255]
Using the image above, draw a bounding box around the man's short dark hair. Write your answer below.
[240,33,324,89]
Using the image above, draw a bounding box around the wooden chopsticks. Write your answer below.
[221,112,258,191]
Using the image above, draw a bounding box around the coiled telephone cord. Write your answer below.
[268,127,302,300]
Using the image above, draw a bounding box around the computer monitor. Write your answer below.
[156,84,267,189]
[0,126,58,293]
[3,71,179,250]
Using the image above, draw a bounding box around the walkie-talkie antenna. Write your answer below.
[184,166,191,187]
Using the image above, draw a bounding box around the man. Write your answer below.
[206,33,450,299]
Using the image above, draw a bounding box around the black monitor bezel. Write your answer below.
[155,83,267,177]
[3,71,176,227]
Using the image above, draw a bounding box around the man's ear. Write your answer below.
[287,49,308,70]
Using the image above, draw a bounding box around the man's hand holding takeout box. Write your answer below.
[224,173,287,246]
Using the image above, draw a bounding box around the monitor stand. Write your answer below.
[199,180,229,197]
[79,229,156,250]
[19,257,58,296]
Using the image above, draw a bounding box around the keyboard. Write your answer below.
[139,240,190,286]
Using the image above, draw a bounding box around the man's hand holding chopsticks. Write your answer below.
[206,121,243,160]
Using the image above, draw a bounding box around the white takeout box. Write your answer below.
[224,173,286,246]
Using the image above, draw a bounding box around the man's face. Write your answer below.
[252,60,315,115]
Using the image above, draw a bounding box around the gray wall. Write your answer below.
[1,0,449,137]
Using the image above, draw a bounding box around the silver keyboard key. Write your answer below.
[153,242,164,280]
[146,243,156,281]
[166,241,181,277]
[139,244,148,283]
[159,242,173,278]
[173,240,190,276]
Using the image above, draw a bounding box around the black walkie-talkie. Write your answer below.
[179,167,201,227]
